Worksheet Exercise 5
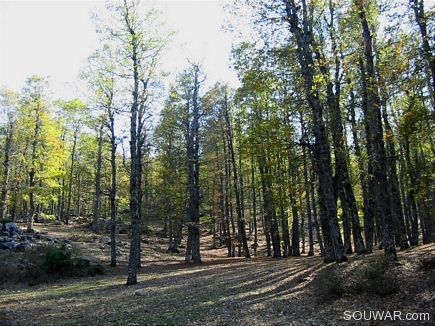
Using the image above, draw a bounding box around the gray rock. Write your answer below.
[100,236,111,245]
[17,241,33,251]
[20,235,29,242]
[3,222,21,236]
[0,236,11,243]
[46,236,58,243]
[0,240,19,251]
[134,288,148,296]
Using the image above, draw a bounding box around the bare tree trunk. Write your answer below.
[66,131,78,225]
[109,114,118,267]
[302,146,314,256]
[92,124,103,233]
[185,64,201,264]
[251,157,258,256]
[0,121,13,219]
[27,105,42,233]
[258,153,281,258]
[356,1,396,259]
[283,0,346,263]
[126,22,141,285]
[222,94,250,258]
[410,0,435,109]
[290,190,300,257]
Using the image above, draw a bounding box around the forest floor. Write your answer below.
[1,221,435,326]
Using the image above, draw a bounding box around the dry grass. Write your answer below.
[1,222,435,326]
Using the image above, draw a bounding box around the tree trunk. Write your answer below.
[92,124,103,233]
[185,64,201,264]
[410,0,435,109]
[356,1,397,259]
[258,153,281,258]
[323,2,365,255]
[302,146,314,256]
[283,0,346,263]
[27,105,42,233]
[66,131,78,225]
[0,121,13,219]
[251,157,258,256]
[126,28,141,285]
[382,106,409,249]
[290,191,300,257]
[110,115,117,267]
[222,94,250,258]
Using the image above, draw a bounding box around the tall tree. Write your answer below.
[95,0,172,285]
[184,63,203,264]
[409,0,435,108]
[281,0,347,262]
[0,89,19,220]
[57,99,88,224]
[354,0,397,259]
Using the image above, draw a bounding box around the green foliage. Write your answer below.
[0,217,13,224]
[42,244,85,275]
[42,244,104,277]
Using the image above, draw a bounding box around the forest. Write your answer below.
[1,0,435,324]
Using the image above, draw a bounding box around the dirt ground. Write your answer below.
[1,221,435,325]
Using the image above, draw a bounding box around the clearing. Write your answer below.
[1,221,435,325]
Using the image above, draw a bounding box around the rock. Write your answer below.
[100,236,111,245]
[134,288,148,296]
[17,241,33,252]
[0,240,19,251]
[3,222,21,235]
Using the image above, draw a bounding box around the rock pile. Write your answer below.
[0,222,34,251]
[0,222,63,251]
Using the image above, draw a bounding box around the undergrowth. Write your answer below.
[42,243,105,277]
[313,254,399,302]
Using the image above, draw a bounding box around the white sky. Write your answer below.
[0,0,240,99]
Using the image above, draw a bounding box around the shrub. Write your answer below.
[41,244,98,277]
[0,217,13,224]
[312,255,399,302]
[313,265,345,302]
[419,256,435,270]
[350,255,399,296]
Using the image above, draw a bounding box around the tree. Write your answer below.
[353,0,397,259]
[84,43,122,265]
[183,63,203,264]
[409,0,435,109]
[0,88,19,220]
[18,76,64,232]
[56,99,89,224]
[205,84,251,258]
[95,0,172,284]
[281,0,347,262]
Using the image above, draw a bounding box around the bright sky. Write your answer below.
[0,0,239,99]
